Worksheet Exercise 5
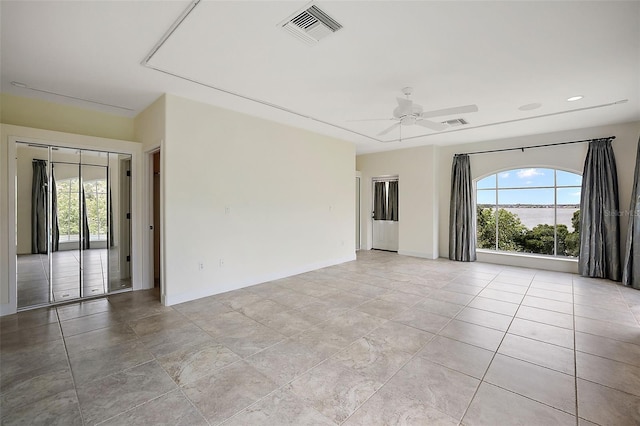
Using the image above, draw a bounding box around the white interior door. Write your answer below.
[372,178,399,251]
[372,220,399,251]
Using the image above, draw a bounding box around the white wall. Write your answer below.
[133,95,166,290]
[162,95,356,305]
[356,145,439,259]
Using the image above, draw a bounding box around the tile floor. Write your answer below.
[17,250,131,309]
[1,250,640,425]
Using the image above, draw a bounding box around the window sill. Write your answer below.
[477,249,578,262]
[476,249,578,274]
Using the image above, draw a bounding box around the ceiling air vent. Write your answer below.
[280,5,342,45]
[442,118,469,127]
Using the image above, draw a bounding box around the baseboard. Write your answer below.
[163,254,357,306]
[398,250,438,260]
[0,303,17,316]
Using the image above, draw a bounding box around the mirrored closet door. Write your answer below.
[15,142,132,309]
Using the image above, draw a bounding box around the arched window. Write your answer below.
[476,168,582,258]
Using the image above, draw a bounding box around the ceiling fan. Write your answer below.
[354,87,479,137]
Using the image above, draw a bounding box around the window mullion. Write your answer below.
[495,174,498,251]
[553,170,558,256]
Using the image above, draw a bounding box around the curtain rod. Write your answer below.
[459,136,615,156]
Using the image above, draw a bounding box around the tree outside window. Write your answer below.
[56,178,107,242]
[476,168,581,257]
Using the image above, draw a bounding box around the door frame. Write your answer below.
[144,144,164,304]
[371,175,399,251]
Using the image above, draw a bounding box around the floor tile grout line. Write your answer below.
[574,376,640,399]
[457,275,536,425]
[236,263,492,425]
[55,305,88,426]
[339,267,512,425]
[92,388,183,426]
[92,303,216,424]
[8,254,638,425]
[616,283,640,328]
[573,342,640,368]
[105,274,636,421]
[337,330,448,425]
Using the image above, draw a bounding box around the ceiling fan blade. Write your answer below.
[415,119,449,131]
[347,118,395,122]
[420,104,478,119]
[378,122,401,136]
[396,97,413,115]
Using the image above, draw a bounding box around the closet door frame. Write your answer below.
[5,134,143,315]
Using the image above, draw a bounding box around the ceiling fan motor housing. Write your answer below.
[393,103,423,119]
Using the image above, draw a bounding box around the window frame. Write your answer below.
[475,167,582,258]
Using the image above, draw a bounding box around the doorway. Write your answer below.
[371,177,399,252]
[152,150,161,289]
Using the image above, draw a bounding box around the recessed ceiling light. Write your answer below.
[567,95,583,102]
[518,103,542,111]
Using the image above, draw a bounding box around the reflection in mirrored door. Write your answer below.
[15,143,133,310]
[50,147,82,303]
[108,153,132,292]
[81,150,109,298]
[16,143,50,308]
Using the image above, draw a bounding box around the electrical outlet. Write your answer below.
[219,259,224,267]
[198,262,204,270]
[225,206,230,215]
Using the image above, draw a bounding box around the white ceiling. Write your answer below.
[2,1,639,154]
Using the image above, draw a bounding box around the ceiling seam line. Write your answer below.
[137,0,630,147]
[142,0,202,65]
[143,64,383,143]
[387,100,628,143]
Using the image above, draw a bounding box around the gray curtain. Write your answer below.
[51,166,59,252]
[449,154,476,261]
[387,180,398,221]
[579,138,621,281]
[31,160,48,254]
[622,137,640,289]
[82,189,91,250]
[373,182,387,220]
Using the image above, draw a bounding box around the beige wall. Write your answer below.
[356,145,439,259]
[162,94,356,304]
[1,93,136,141]
[134,95,166,152]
